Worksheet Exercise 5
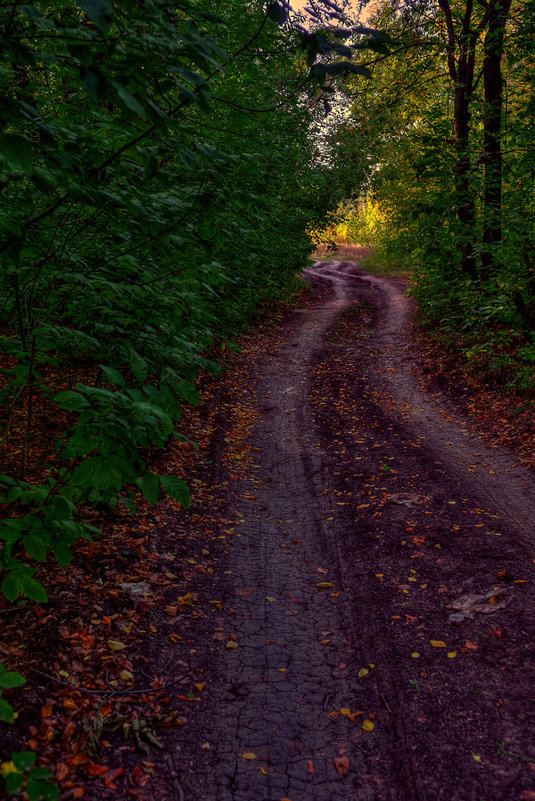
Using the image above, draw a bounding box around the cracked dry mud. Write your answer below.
[160,260,535,801]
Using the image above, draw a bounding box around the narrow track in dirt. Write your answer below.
[165,260,535,801]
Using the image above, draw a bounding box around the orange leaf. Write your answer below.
[73,789,86,799]
[41,704,53,719]
[56,763,69,782]
[71,753,91,766]
[465,640,478,650]
[334,756,350,776]
[165,606,178,617]
[87,764,109,777]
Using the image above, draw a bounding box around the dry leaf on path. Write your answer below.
[334,756,350,776]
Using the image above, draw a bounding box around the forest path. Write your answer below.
[159,260,535,801]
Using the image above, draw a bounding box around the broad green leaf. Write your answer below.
[0,698,15,723]
[176,380,199,406]
[76,0,112,30]
[267,2,288,24]
[0,666,25,689]
[113,82,146,119]
[160,475,190,507]
[142,470,160,505]
[197,11,225,23]
[0,133,33,172]
[54,541,72,567]
[12,751,36,773]
[22,534,48,562]
[345,62,372,78]
[129,348,148,382]
[99,365,126,387]
[5,772,25,794]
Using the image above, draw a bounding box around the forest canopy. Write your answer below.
[0,0,384,603]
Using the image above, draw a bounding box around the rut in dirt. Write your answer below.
[170,260,535,801]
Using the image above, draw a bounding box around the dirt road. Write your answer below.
[160,260,535,801]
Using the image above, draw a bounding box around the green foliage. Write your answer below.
[1,750,58,801]
[311,0,535,394]
[0,0,387,602]
[0,662,25,724]
[0,0,314,600]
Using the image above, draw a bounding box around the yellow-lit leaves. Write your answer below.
[430,640,446,648]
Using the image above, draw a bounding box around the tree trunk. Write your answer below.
[481,0,511,274]
[454,44,477,277]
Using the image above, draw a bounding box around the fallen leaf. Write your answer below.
[362,719,375,731]
[87,764,109,776]
[107,640,126,651]
[266,597,277,603]
[358,668,369,678]
[447,652,457,659]
[316,582,334,589]
[430,640,446,648]
[226,641,239,649]
[465,640,478,650]
[164,606,178,616]
[334,755,350,776]
[0,762,20,778]
[194,682,206,692]
[308,760,314,774]
[411,652,420,658]
[472,754,482,763]
[241,753,257,760]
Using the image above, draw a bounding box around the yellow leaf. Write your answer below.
[430,640,446,648]
[260,767,268,775]
[340,708,351,717]
[358,668,369,678]
[473,754,482,763]
[411,652,420,658]
[226,641,239,649]
[241,753,257,760]
[266,597,277,602]
[447,652,457,659]
[120,670,134,680]
[195,682,206,692]
[316,582,334,589]
[0,762,21,777]
[362,719,375,731]
[107,640,126,651]
[368,663,375,669]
